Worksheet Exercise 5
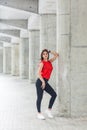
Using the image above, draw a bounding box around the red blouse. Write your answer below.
[40,60,53,79]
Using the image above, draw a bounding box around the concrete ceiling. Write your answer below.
[0,23,24,30]
[0,0,38,13]
[0,5,33,19]
[0,1,38,43]
[0,19,28,29]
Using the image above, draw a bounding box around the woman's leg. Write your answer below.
[35,79,44,113]
[44,82,57,109]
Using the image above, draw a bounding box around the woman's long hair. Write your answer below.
[41,49,49,60]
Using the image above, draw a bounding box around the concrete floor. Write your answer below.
[0,74,87,130]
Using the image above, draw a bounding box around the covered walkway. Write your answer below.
[0,74,87,130]
[0,0,87,118]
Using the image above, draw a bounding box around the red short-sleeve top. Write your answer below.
[40,60,53,79]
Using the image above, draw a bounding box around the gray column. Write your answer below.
[57,0,71,117]
[0,47,3,73]
[29,30,40,83]
[19,38,29,79]
[71,0,87,117]
[11,43,19,76]
[3,46,11,74]
[40,14,56,89]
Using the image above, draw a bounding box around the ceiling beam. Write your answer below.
[0,0,38,13]
[0,30,20,37]
[0,19,28,29]
[0,36,11,43]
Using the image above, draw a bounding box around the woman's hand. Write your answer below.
[41,80,46,89]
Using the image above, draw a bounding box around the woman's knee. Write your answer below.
[53,92,57,98]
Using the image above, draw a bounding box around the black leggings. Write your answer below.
[35,78,57,112]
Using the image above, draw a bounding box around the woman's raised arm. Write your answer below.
[49,51,59,62]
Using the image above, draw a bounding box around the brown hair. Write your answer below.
[41,49,49,60]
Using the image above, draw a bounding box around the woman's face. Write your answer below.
[42,51,48,60]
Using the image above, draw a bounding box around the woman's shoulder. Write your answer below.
[37,61,44,68]
[40,60,52,64]
[39,60,51,64]
[39,60,43,63]
[39,60,44,65]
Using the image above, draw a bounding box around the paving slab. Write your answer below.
[0,74,87,130]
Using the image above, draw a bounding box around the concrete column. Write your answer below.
[57,0,71,117]
[71,0,87,117]
[28,14,40,83]
[19,38,29,79]
[29,30,40,83]
[11,43,19,76]
[3,44,11,74]
[40,14,56,89]
[0,47,3,73]
[39,0,57,89]
[40,14,56,51]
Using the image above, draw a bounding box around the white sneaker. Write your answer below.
[45,109,53,118]
[37,113,45,120]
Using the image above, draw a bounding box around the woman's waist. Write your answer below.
[36,77,49,82]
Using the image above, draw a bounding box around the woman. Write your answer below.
[35,49,59,120]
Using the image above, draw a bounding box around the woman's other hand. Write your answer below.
[41,81,46,89]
